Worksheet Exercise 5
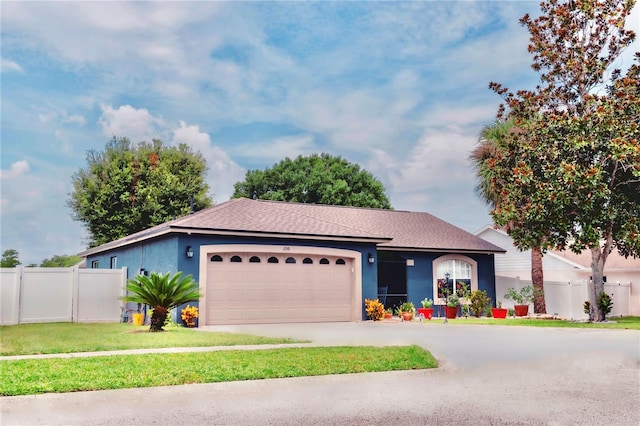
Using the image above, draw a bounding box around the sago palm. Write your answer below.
[123,271,201,331]
[471,120,547,313]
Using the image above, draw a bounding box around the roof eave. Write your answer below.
[79,226,392,257]
[379,246,506,255]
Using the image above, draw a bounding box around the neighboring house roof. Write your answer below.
[475,225,640,271]
[551,250,640,270]
[81,198,505,256]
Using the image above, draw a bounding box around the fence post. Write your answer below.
[72,266,80,323]
[15,265,24,324]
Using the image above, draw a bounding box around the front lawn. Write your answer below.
[0,345,438,396]
[427,316,640,329]
[0,323,299,356]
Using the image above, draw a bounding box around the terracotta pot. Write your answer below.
[401,312,414,321]
[384,313,393,319]
[514,304,529,317]
[492,308,508,319]
[417,308,434,320]
[445,306,458,319]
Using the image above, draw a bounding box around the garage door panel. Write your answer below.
[206,251,354,325]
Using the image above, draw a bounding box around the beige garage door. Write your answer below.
[205,252,354,325]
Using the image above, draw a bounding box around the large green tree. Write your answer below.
[40,254,82,267]
[232,153,392,209]
[68,137,212,247]
[471,120,547,314]
[487,0,638,320]
[1,249,21,267]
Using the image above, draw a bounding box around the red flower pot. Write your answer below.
[401,312,414,321]
[492,308,508,319]
[445,306,458,319]
[514,305,529,317]
[417,308,434,320]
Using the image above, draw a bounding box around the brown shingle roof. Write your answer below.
[82,198,505,255]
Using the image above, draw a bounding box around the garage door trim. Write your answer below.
[198,244,363,325]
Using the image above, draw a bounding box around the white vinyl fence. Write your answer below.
[0,266,127,325]
[496,275,631,320]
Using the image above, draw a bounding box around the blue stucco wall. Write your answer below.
[88,233,496,322]
[380,251,497,311]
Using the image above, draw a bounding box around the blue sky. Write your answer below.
[1,1,638,265]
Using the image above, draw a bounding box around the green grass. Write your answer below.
[431,316,640,329]
[0,323,299,356]
[0,345,438,396]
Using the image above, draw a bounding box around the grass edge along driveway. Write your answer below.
[0,345,438,396]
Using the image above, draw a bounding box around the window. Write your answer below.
[433,255,477,303]
[91,260,99,269]
[285,257,296,264]
[110,256,117,269]
[303,257,313,264]
[211,255,223,262]
[249,256,261,263]
[230,255,243,263]
[319,258,330,265]
[336,258,346,265]
[268,256,279,264]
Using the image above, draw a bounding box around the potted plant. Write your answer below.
[469,290,490,318]
[504,285,535,316]
[396,301,415,321]
[491,300,508,319]
[417,298,434,320]
[364,298,385,321]
[445,294,459,319]
[384,307,393,320]
[180,304,199,328]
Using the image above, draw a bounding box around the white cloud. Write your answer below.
[1,58,23,73]
[63,114,86,125]
[172,121,246,202]
[98,105,165,142]
[234,135,318,164]
[0,160,30,179]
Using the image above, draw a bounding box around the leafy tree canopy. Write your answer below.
[232,153,392,209]
[1,249,21,267]
[40,254,82,267]
[484,0,638,319]
[68,137,212,247]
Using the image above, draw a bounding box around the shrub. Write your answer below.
[365,298,385,321]
[596,292,613,321]
[469,290,491,317]
[181,305,199,327]
[504,286,535,305]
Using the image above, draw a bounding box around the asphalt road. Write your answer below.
[2,321,639,425]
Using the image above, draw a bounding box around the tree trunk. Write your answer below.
[531,247,546,314]
[590,246,607,322]
[149,306,168,332]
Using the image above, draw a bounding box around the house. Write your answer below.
[476,226,640,316]
[80,198,505,325]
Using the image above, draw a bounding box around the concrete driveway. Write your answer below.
[2,321,639,425]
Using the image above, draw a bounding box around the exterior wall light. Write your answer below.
[368,253,375,264]
[186,246,194,258]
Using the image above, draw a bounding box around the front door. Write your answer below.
[377,251,407,311]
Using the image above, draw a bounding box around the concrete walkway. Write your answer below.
[2,321,639,425]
